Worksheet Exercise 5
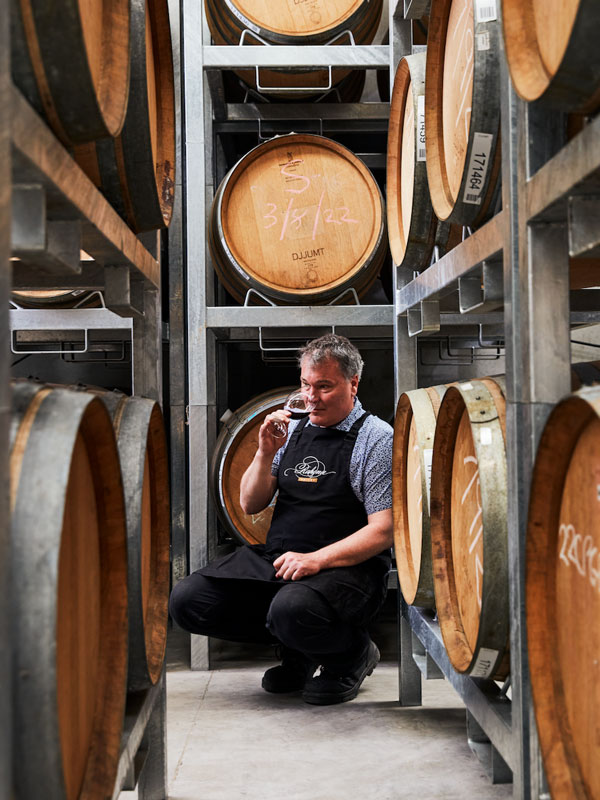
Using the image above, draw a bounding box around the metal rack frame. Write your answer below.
[391,5,600,799]
[1,0,12,796]
[175,4,598,797]
[4,27,168,797]
[177,1,402,669]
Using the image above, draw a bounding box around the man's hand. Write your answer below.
[257,409,292,458]
[273,551,322,581]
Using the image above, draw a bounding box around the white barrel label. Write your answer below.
[471,647,499,678]
[463,132,494,205]
[475,0,497,23]
[417,95,426,162]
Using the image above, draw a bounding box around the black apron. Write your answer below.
[199,412,391,626]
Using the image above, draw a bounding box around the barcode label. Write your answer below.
[471,648,499,679]
[417,95,426,162]
[475,0,497,22]
[463,132,494,205]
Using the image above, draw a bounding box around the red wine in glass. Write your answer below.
[270,389,316,438]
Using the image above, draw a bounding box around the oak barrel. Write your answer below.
[387,53,438,269]
[10,289,102,308]
[210,388,293,545]
[386,53,462,270]
[205,0,382,100]
[95,391,170,691]
[10,0,130,145]
[430,376,510,679]
[393,384,447,607]
[74,0,176,232]
[10,380,128,800]
[503,0,600,113]
[425,0,502,226]
[526,385,600,799]
[210,133,387,305]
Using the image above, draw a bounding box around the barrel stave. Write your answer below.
[211,388,294,545]
[430,378,509,678]
[503,0,600,113]
[10,0,130,144]
[210,133,387,305]
[10,385,128,799]
[393,385,446,607]
[425,0,502,226]
[527,387,600,799]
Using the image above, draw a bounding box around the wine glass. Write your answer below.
[270,388,316,438]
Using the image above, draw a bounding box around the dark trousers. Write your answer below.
[169,573,370,670]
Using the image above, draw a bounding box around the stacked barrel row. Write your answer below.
[393,362,600,798]
[204,0,383,102]
[11,0,175,234]
[387,0,600,282]
[9,380,170,800]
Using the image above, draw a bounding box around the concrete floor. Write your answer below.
[123,627,513,800]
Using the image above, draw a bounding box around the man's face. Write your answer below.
[300,356,358,428]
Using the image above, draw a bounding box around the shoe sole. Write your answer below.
[301,644,380,706]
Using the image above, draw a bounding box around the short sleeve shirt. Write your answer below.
[271,397,393,515]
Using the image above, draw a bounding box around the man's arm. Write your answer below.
[239,407,290,514]
[273,508,392,581]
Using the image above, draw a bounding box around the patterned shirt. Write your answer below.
[271,397,393,515]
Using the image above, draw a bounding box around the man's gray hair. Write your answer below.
[298,333,364,381]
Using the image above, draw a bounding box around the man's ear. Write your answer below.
[351,375,359,396]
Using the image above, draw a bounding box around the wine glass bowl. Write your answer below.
[270,389,316,438]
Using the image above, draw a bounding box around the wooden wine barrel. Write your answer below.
[210,388,294,545]
[205,0,382,100]
[94,391,170,691]
[10,289,102,308]
[527,385,600,799]
[430,376,510,679]
[393,384,447,607]
[210,133,387,305]
[74,0,175,232]
[503,0,600,113]
[10,0,130,145]
[10,380,128,800]
[425,0,502,226]
[387,53,437,269]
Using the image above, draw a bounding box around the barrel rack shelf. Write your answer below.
[390,6,600,800]
[174,2,600,798]
[2,19,168,796]
[175,3,404,668]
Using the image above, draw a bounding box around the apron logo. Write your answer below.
[284,455,336,482]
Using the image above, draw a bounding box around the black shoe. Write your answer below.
[301,640,380,706]
[262,647,315,694]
